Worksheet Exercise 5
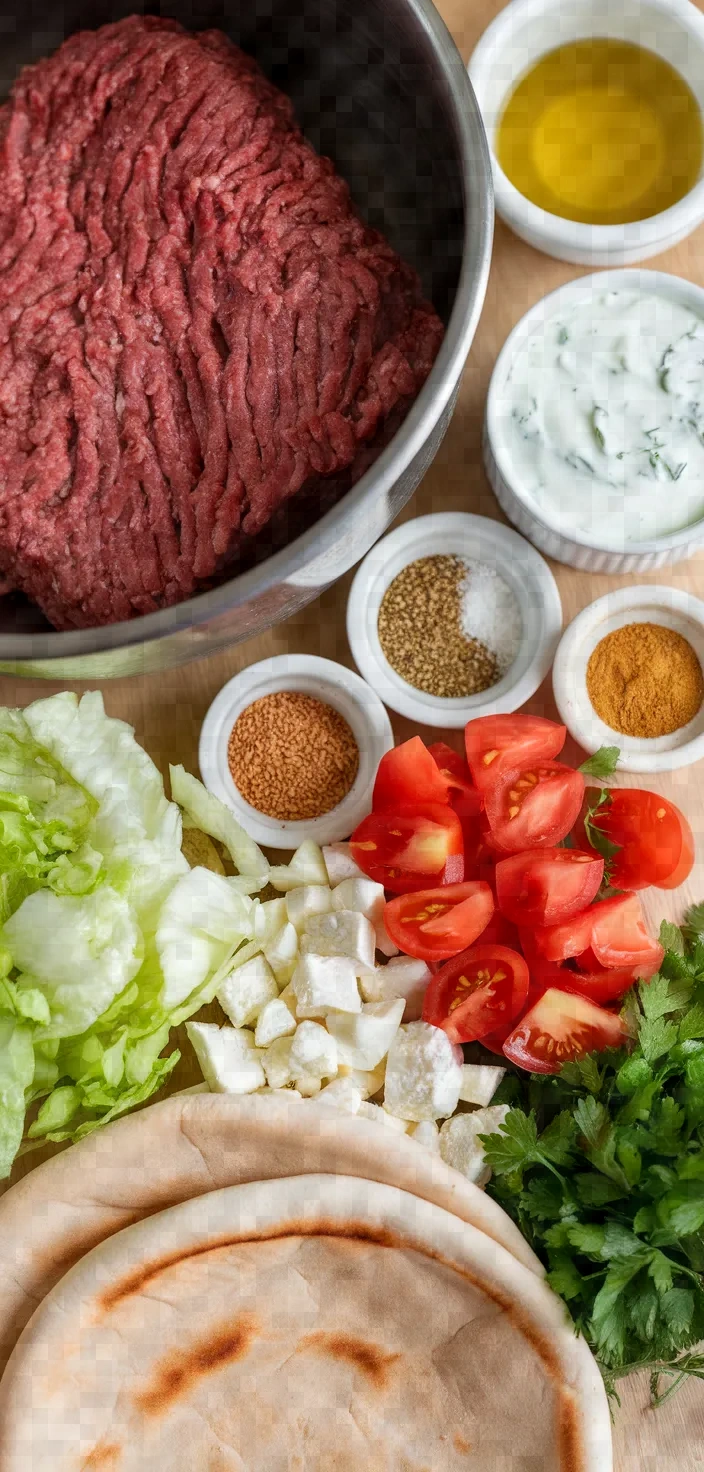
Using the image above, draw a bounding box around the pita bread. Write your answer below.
[0,1173,611,1471]
[0,1092,541,1380]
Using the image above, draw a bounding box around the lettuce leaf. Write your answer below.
[170,764,268,883]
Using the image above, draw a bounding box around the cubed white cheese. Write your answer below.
[277,982,299,1018]
[366,955,432,1020]
[331,878,399,958]
[264,921,299,983]
[291,953,361,1018]
[289,1020,338,1080]
[295,1074,323,1097]
[262,1035,295,1089]
[286,884,334,933]
[253,897,288,946]
[322,842,365,885]
[269,840,329,892]
[326,998,405,1070]
[337,1061,386,1099]
[358,1101,411,1134]
[217,954,278,1029]
[185,1022,265,1094]
[383,1022,463,1122]
[254,997,297,1048]
[439,1106,510,1186]
[314,1078,363,1114]
[301,910,376,974]
[458,1064,506,1108]
[408,1120,441,1153]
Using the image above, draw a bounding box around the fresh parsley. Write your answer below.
[480,909,704,1403]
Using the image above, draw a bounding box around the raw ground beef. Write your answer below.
[0,16,444,630]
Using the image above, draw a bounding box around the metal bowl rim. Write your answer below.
[0,0,493,662]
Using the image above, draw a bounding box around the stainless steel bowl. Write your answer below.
[0,0,493,678]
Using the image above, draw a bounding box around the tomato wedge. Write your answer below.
[372,737,450,811]
[518,927,570,987]
[586,788,695,892]
[502,987,627,1074]
[484,762,585,853]
[422,943,529,1043]
[350,804,464,894]
[428,742,482,818]
[383,880,494,961]
[534,893,664,975]
[464,714,566,792]
[496,848,604,927]
[560,966,640,1005]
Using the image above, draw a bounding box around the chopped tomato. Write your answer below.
[496,848,604,927]
[481,910,521,951]
[422,943,529,1044]
[350,804,464,894]
[428,742,482,818]
[560,966,639,1006]
[590,893,664,974]
[534,893,664,975]
[372,737,450,812]
[464,714,566,792]
[502,987,627,1074]
[383,881,494,962]
[585,788,695,892]
[518,927,570,987]
[484,762,585,853]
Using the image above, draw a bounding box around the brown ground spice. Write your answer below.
[377,554,500,699]
[586,621,704,738]
[228,692,359,821]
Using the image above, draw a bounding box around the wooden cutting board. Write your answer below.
[0,0,703,1462]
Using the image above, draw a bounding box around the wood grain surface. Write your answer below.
[1,0,704,1461]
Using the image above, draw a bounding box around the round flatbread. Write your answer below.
[0,1092,540,1379]
[0,1173,611,1471]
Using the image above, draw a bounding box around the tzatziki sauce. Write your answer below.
[499,288,704,546]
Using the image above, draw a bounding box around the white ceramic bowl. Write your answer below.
[484,268,704,574]
[199,655,393,849]
[553,585,704,771]
[346,512,562,728]
[469,0,704,267]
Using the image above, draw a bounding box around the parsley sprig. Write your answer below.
[480,907,704,1402]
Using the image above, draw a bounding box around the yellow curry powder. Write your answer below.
[586,622,704,738]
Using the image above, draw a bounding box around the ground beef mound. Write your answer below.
[0,16,443,630]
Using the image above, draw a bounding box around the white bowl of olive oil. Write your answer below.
[469,0,704,266]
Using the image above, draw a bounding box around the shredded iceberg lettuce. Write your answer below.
[0,692,261,1174]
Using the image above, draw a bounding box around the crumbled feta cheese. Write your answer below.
[326,998,404,1070]
[383,1022,463,1122]
[253,898,288,946]
[277,982,299,1018]
[291,953,361,1018]
[337,1061,386,1099]
[301,910,376,974]
[358,1101,411,1133]
[289,1020,338,1080]
[439,1106,510,1186]
[186,1022,265,1094]
[458,1064,506,1108]
[375,918,399,958]
[408,1120,441,1153]
[315,1078,363,1114]
[323,842,365,885]
[269,840,329,891]
[286,884,334,933]
[262,1035,295,1089]
[217,954,278,1029]
[254,997,297,1048]
[364,955,432,1019]
[264,921,299,983]
[295,1074,323,1097]
[331,878,397,956]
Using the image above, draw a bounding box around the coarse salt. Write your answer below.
[459,560,522,675]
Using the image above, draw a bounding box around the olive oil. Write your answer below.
[496,38,703,225]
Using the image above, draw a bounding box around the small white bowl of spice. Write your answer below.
[553,586,704,772]
[199,655,394,848]
[346,512,561,728]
